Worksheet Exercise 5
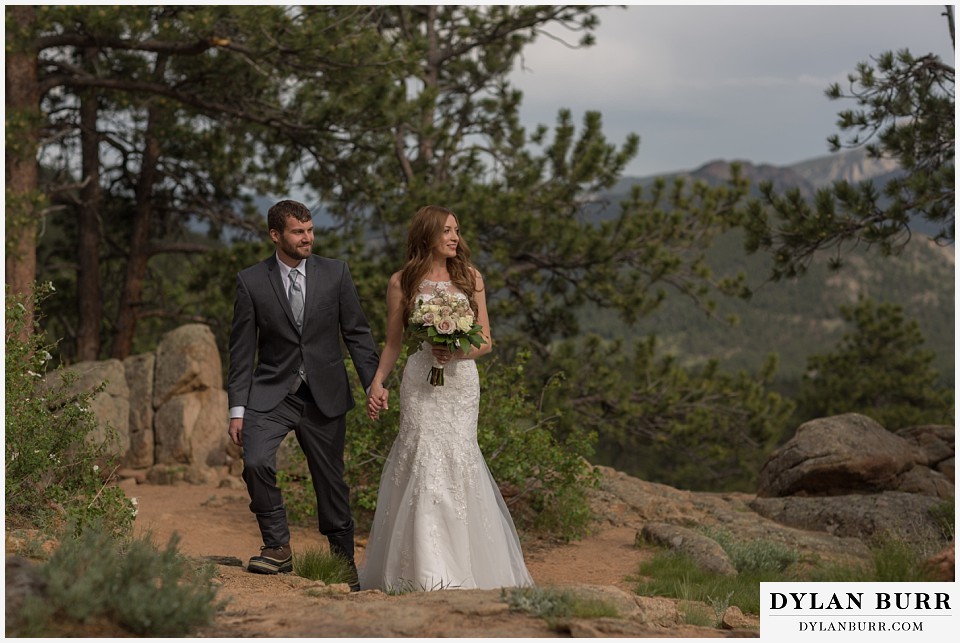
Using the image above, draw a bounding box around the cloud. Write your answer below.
[510,4,952,176]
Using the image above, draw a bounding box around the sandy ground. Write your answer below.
[123,479,727,638]
[127,478,650,591]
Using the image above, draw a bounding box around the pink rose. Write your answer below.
[421,312,436,325]
[436,317,456,334]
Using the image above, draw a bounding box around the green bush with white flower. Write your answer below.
[5,284,137,538]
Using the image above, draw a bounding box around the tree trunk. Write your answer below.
[110,106,160,360]
[5,6,40,326]
[76,47,103,361]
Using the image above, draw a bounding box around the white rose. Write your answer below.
[456,316,473,332]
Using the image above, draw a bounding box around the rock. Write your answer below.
[922,542,955,582]
[5,556,46,629]
[154,388,228,471]
[937,456,955,481]
[749,492,947,547]
[591,465,872,568]
[721,605,753,630]
[201,555,244,567]
[894,466,954,499]
[757,413,921,497]
[633,595,681,626]
[123,352,155,468]
[48,359,130,456]
[146,464,187,485]
[153,324,222,409]
[563,585,642,618]
[896,425,955,469]
[564,617,671,638]
[638,523,737,576]
[116,468,148,484]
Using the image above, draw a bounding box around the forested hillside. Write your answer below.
[579,230,954,392]
[590,151,954,392]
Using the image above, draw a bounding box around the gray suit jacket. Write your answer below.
[227,254,380,418]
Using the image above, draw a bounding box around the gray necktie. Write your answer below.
[288,268,304,329]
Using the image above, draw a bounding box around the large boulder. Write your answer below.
[48,359,130,456]
[749,492,947,548]
[638,523,737,576]
[123,352,155,468]
[154,388,229,479]
[757,414,922,497]
[896,425,955,480]
[153,324,222,409]
[590,466,872,567]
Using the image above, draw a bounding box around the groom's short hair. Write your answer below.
[268,200,312,232]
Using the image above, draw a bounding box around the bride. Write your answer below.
[358,205,534,592]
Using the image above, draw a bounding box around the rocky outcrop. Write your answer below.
[749,492,946,546]
[750,413,953,551]
[590,412,953,579]
[756,414,934,497]
[48,359,131,457]
[56,324,231,485]
[124,353,155,468]
[590,466,872,569]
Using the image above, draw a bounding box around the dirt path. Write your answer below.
[128,479,650,591]
[125,479,733,637]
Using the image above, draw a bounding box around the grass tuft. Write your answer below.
[504,585,619,629]
[292,547,354,584]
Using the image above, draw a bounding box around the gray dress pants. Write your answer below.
[241,384,355,558]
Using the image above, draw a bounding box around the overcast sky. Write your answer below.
[508,3,954,177]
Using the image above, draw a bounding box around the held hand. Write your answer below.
[430,345,455,365]
[228,417,244,447]
[367,384,389,421]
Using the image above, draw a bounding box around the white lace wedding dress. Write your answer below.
[358,280,534,591]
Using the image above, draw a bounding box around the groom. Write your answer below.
[227,199,385,590]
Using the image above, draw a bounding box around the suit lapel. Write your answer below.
[267,255,299,332]
[304,255,323,332]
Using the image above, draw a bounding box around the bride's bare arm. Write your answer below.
[456,268,492,360]
[367,272,404,419]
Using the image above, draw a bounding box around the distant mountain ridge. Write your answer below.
[614,147,902,199]
[589,148,953,392]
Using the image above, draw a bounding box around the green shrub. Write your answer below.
[700,527,800,574]
[5,286,135,537]
[504,585,619,628]
[928,497,955,542]
[807,535,940,583]
[12,522,222,637]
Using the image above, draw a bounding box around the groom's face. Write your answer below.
[272,215,314,265]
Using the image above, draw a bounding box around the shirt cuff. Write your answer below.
[229,406,245,419]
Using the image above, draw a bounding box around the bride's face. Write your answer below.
[432,214,460,260]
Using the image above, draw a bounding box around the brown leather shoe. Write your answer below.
[248,544,293,574]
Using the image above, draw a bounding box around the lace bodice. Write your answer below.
[416,278,464,299]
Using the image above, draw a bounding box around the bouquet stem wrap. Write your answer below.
[429,360,445,387]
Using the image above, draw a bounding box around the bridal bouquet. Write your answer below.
[405,288,486,386]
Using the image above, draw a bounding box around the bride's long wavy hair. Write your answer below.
[399,205,479,321]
